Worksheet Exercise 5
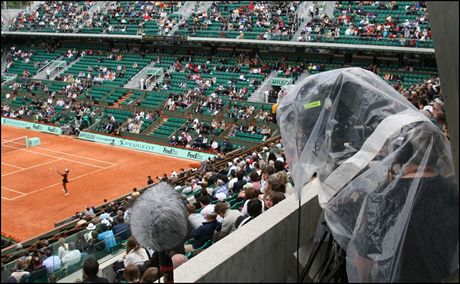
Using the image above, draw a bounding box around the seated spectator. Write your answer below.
[57,237,69,261]
[260,166,276,194]
[25,257,48,283]
[123,237,149,267]
[112,217,131,242]
[87,230,105,253]
[10,259,30,282]
[214,202,242,241]
[212,179,228,197]
[187,204,206,230]
[61,242,81,267]
[234,198,263,229]
[48,273,57,283]
[240,185,263,216]
[185,212,221,253]
[123,264,140,283]
[140,267,158,283]
[232,170,247,194]
[42,248,61,273]
[249,171,262,192]
[172,254,188,269]
[198,195,223,222]
[97,224,117,252]
[264,191,286,210]
[82,257,109,283]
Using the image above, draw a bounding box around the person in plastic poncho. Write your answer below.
[276,67,458,282]
[333,123,458,282]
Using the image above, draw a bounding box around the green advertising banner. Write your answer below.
[78,131,216,162]
[271,77,293,87]
[1,117,62,135]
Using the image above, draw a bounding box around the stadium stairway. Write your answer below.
[248,71,278,103]
[112,92,134,107]
[291,1,313,41]
[169,1,198,36]
[322,0,336,19]
[195,1,214,14]
[123,62,157,90]
[50,54,85,80]
[1,47,9,73]
[77,1,109,32]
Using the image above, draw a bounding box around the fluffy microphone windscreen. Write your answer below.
[130,182,188,251]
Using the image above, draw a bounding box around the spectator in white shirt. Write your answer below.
[187,204,206,230]
[42,248,61,273]
[61,243,81,267]
[123,237,149,267]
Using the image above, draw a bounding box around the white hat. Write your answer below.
[215,192,227,202]
[101,218,111,226]
[423,105,433,114]
[87,223,96,231]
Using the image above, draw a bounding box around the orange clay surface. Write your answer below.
[1,125,192,241]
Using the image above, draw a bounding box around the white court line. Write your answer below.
[7,147,106,169]
[1,162,25,170]
[4,163,118,201]
[1,158,61,177]
[2,139,115,166]
[31,147,116,166]
[1,196,13,201]
[1,186,26,196]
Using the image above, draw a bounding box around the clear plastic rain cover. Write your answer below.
[277,67,458,282]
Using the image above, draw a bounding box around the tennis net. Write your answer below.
[1,136,28,154]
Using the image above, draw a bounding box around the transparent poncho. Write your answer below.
[277,67,458,282]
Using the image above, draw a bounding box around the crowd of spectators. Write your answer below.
[169,117,226,152]
[84,1,180,35]
[124,110,157,134]
[298,1,432,47]
[180,1,302,40]
[392,76,448,139]
[5,1,434,47]
[178,139,292,249]
[9,1,96,32]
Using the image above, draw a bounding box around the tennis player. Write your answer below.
[57,168,70,196]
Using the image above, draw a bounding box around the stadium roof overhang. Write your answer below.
[1,31,435,55]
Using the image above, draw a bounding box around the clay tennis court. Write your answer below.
[1,125,192,241]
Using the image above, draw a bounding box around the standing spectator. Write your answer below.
[82,257,109,283]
